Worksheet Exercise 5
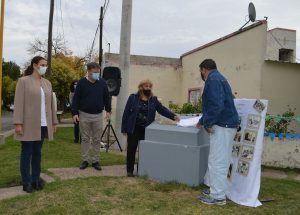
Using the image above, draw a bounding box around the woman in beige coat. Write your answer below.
[13,56,58,193]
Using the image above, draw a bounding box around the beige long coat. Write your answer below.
[13,75,58,141]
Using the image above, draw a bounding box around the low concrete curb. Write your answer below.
[48,165,130,180]
[0,186,27,201]
[0,173,55,201]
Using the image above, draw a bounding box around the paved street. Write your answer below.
[1,111,14,132]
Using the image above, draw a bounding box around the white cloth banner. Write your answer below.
[226,99,268,207]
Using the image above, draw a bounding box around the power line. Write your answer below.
[88,23,100,61]
[59,0,67,48]
[104,0,110,17]
[64,0,83,55]
[88,0,111,61]
[54,0,59,38]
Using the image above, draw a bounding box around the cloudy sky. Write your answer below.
[3,0,300,66]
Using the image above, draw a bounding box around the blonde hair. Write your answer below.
[138,79,153,97]
[138,79,153,89]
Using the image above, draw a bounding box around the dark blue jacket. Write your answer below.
[122,94,176,134]
[199,69,239,129]
[72,77,111,115]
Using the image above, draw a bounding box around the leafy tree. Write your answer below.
[2,60,21,80]
[53,53,86,78]
[2,76,17,109]
[50,58,78,110]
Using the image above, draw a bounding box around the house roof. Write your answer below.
[181,20,267,58]
[265,59,300,65]
[268,27,296,32]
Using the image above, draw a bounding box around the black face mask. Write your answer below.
[143,89,151,96]
[201,72,206,82]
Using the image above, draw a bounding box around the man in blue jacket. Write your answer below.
[196,59,239,205]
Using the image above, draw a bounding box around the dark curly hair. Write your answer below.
[24,56,46,76]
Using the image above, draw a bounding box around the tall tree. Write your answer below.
[2,60,21,80]
[28,35,71,56]
[2,76,16,109]
[50,57,78,110]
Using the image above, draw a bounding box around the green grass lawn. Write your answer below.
[1,127,299,214]
[0,177,299,215]
[0,127,126,188]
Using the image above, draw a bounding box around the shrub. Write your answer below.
[169,99,202,114]
[265,106,296,134]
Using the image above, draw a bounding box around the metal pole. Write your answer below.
[47,0,55,76]
[0,0,6,129]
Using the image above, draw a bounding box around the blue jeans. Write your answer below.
[20,127,47,184]
[206,125,236,200]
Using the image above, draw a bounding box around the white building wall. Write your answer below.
[266,28,296,62]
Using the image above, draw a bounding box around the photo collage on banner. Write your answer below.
[226,99,268,207]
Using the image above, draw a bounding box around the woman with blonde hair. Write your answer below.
[122,79,180,177]
[13,56,58,193]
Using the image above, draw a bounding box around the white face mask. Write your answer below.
[38,66,47,75]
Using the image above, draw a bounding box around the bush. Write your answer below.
[265,106,296,134]
[169,99,202,114]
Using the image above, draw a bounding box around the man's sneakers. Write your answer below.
[92,162,102,171]
[202,189,210,196]
[79,161,89,170]
[199,196,226,205]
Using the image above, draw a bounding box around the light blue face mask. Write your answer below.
[92,72,100,80]
[39,66,47,76]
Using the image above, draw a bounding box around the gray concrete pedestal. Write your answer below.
[138,122,210,186]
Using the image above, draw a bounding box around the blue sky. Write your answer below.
[3,0,300,66]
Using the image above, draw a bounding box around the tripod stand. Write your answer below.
[101,119,123,152]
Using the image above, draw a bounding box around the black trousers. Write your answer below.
[126,127,145,173]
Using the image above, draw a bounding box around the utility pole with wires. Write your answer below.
[47,0,55,76]
[99,6,104,68]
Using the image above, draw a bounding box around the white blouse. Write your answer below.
[41,87,47,126]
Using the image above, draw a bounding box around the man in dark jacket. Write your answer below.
[196,59,239,205]
[72,62,111,171]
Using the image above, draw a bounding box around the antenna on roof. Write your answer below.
[239,2,256,30]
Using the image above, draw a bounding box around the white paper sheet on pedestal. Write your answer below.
[176,116,201,127]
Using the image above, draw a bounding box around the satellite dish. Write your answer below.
[239,2,257,30]
[248,2,256,22]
